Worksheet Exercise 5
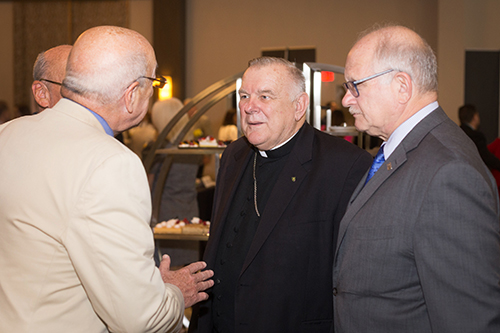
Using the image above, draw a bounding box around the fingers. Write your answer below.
[193,269,214,284]
[185,292,210,309]
[158,255,172,283]
[161,260,214,308]
[196,291,210,302]
[184,260,207,274]
[160,254,171,269]
[196,279,214,292]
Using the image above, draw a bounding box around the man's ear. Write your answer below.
[394,72,412,104]
[124,81,140,114]
[294,92,309,121]
[32,81,50,109]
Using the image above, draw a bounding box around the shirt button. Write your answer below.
[217,295,222,300]
[333,288,338,296]
[233,226,239,233]
[226,242,233,248]
[216,279,221,284]
[220,259,226,265]
[240,211,246,216]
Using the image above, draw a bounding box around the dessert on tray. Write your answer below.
[153,218,186,234]
[198,136,218,147]
[154,217,210,235]
[178,140,199,148]
[178,136,227,149]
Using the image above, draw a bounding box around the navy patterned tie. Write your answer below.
[365,146,385,185]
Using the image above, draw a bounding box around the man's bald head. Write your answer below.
[342,24,439,140]
[352,25,438,95]
[32,45,72,112]
[62,26,156,106]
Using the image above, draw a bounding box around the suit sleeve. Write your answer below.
[414,161,500,333]
[65,151,184,333]
[333,150,372,228]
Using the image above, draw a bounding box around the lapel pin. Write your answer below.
[291,176,296,182]
[387,163,392,170]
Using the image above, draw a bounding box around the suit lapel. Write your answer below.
[335,107,448,254]
[240,124,314,275]
[335,146,408,250]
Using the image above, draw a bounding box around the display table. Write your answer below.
[153,232,209,242]
[154,231,209,264]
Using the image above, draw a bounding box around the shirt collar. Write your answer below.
[258,126,302,158]
[88,109,114,137]
[384,101,438,159]
[65,98,114,137]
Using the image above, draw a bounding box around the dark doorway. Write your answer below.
[465,51,500,144]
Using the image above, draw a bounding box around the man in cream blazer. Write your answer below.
[0,26,212,333]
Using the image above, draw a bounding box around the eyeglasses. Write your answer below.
[343,69,394,97]
[40,79,62,86]
[141,76,167,89]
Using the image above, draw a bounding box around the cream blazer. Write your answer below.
[0,99,183,333]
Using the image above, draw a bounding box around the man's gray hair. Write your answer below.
[363,25,438,94]
[33,51,48,81]
[248,57,306,98]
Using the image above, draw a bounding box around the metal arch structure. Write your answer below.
[143,71,244,173]
[303,62,345,130]
[143,71,243,225]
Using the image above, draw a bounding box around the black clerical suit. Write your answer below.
[189,123,372,333]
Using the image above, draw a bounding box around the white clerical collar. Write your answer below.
[258,128,300,158]
[384,101,439,159]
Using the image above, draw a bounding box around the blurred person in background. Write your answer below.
[459,104,500,172]
[217,108,238,141]
[151,97,202,267]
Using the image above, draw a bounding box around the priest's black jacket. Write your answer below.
[189,122,372,333]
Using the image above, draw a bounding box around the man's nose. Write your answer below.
[242,97,257,114]
[342,90,356,108]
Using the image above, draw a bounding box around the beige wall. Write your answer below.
[184,0,500,128]
[186,0,438,100]
[185,0,439,128]
[1,0,500,128]
[464,0,500,48]
[437,0,465,124]
[437,0,500,125]
[130,0,153,44]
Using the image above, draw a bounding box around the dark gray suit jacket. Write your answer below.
[333,107,500,332]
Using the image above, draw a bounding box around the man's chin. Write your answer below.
[353,121,365,133]
[247,135,268,150]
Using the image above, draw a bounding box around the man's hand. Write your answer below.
[159,254,214,308]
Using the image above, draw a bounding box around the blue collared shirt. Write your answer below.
[63,98,114,136]
[87,108,114,137]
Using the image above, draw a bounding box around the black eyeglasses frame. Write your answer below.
[40,79,62,86]
[343,69,394,98]
[141,76,167,89]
